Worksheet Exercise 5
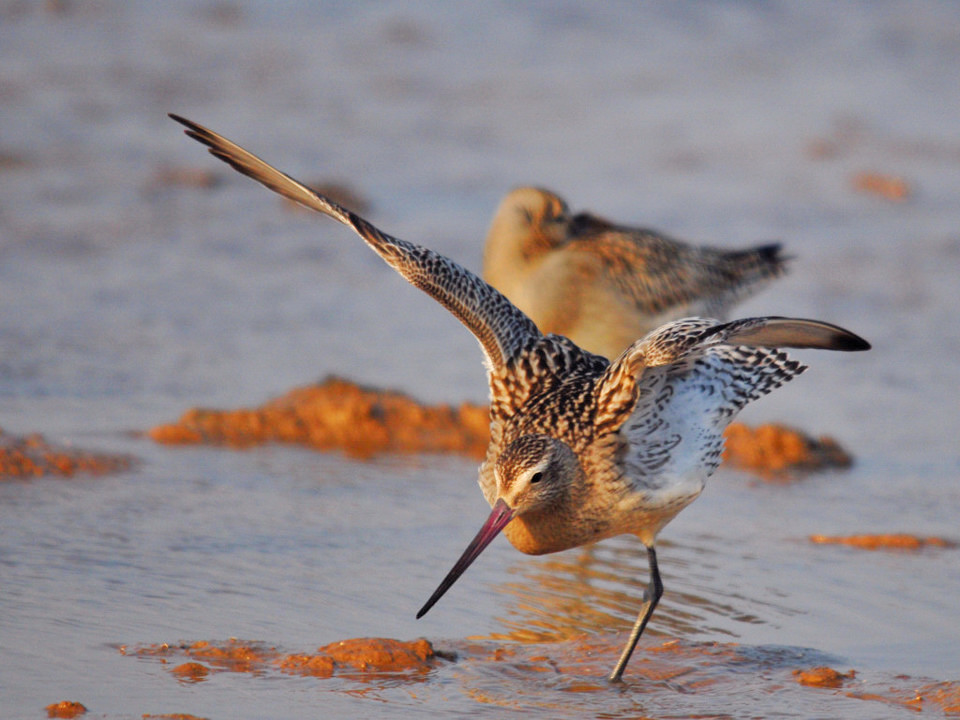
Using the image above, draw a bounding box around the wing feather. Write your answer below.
[595,315,868,487]
[169,114,541,374]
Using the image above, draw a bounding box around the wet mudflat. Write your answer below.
[2,2,959,718]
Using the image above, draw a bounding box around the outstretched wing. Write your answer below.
[169,114,541,375]
[594,317,869,485]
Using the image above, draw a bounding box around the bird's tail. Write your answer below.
[725,242,789,282]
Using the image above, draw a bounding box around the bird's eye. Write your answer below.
[530,471,543,484]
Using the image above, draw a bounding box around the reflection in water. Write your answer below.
[484,536,798,645]
[451,636,850,717]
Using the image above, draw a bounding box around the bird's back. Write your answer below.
[482,187,788,359]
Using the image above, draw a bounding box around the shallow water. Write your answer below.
[2,1,959,718]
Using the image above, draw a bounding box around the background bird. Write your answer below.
[483,187,788,360]
[171,114,868,682]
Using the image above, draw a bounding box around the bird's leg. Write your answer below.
[609,544,662,682]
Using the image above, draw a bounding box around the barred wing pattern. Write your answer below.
[169,114,542,379]
[620,343,804,489]
[596,316,864,496]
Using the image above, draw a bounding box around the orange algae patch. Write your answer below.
[150,377,852,476]
[149,376,490,459]
[0,427,132,479]
[180,640,271,673]
[852,171,911,201]
[722,422,852,477]
[170,662,210,682]
[318,637,436,672]
[277,653,336,677]
[809,533,956,551]
[794,666,856,688]
[45,701,87,718]
[127,637,440,678]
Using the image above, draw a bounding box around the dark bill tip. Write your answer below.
[416,498,514,619]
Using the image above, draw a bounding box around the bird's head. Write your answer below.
[483,187,570,284]
[416,434,578,619]
[493,433,577,514]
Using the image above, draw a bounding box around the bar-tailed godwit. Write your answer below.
[484,187,787,359]
[171,115,869,681]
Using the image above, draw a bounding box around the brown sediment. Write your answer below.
[852,171,911,201]
[148,376,490,460]
[793,666,856,687]
[0,427,133,480]
[809,533,957,551]
[148,377,853,476]
[317,637,437,672]
[176,640,272,673]
[127,637,441,678]
[169,662,210,683]
[45,701,87,719]
[721,422,853,477]
[277,638,440,677]
[277,653,336,677]
[126,639,275,674]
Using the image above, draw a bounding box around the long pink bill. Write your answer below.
[416,498,515,619]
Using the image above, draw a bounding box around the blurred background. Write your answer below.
[1,2,958,718]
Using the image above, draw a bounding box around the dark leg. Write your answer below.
[609,544,662,682]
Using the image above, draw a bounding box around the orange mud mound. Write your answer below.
[125,637,442,679]
[848,680,960,714]
[126,639,275,674]
[320,637,437,671]
[148,376,490,459]
[809,533,957,551]
[0,427,133,479]
[794,666,856,687]
[45,701,87,718]
[169,662,210,683]
[281,638,439,677]
[149,377,854,476]
[722,422,853,477]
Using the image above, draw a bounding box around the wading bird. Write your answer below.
[171,114,869,681]
[484,187,787,359]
